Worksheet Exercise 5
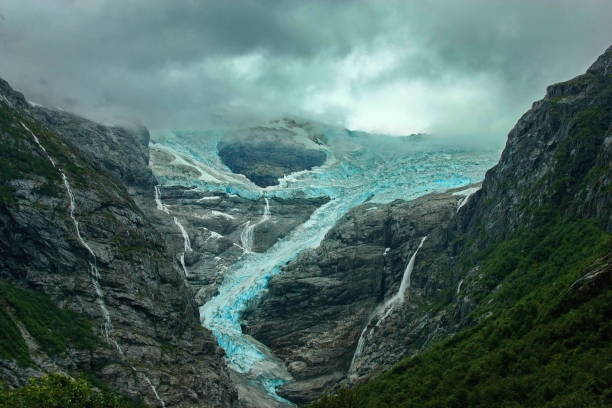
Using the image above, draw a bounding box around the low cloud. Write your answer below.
[1,0,610,146]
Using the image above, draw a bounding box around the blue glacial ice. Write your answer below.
[150,122,500,403]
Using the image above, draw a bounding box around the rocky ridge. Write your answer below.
[0,78,238,407]
[244,45,612,403]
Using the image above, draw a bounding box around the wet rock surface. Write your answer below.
[135,185,328,305]
[244,189,471,402]
[218,141,327,187]
[0,79,238,407]
[245,46,612,403]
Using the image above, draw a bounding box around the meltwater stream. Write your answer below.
[23,123,166,408]
[151,124,500,402]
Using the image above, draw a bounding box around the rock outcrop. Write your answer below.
[244,188,475,403]
[217,124,327,187]
[0,78,238,407]
[137,185,328,305]
[244,45,612,403]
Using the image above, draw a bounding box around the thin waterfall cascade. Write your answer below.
[154,186,170,214]
[239,198,271,253]
[349,236,427,374]
[154,188,189,279]
[173,217,192,278]
[174,217,192,252]
[389,236,427,307]
[350,325,370,370]
[22,123,166,408]
[456,279,464,295]
[454,187,481,212]
[179,253,188,278]
[140,372,166,408]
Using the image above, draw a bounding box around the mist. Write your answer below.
[1,0,611,146]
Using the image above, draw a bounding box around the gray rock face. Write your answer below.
[136,185,328,305]
[218,141,327,187]
[30,107,157,191]
[244,190,469,402]
[0,79,238,407]
[466,44,612,244]
[244,45,612,403]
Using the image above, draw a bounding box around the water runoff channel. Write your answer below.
[151,126,499,403]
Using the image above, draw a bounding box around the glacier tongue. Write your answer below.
[151,123,499,403]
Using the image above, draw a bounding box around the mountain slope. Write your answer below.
[0,79,237,407]
[248,45,612,406]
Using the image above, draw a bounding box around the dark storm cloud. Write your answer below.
[0,0,610,144]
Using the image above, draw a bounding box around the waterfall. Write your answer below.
[178,253,188,278]
[154,186,170,214]
[141,373,166,408]
[456,279,464,295]
[349,236,427,374]
[239,197,271,252]
[349,324,370,370]
[392,236,427,306]
[23,123,166,408]
[155,187,189,279]
[173,217,192,278]
[455,187,481,212]
[173,217,192,252]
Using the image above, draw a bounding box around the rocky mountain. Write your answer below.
[0,78,238,407]
[243,188,475,402]
[2,42,609,408]
[244,45,612,405]
[216,120,328,188]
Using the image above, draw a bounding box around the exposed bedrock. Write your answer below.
[217,140,327,187]
[245,45,612,404]
[243,188,474,403]
[0,78,238,407]
[135,185,329,305]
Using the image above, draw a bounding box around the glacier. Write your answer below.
[150,120,499,403]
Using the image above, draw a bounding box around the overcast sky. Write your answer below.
[1,0,611,144]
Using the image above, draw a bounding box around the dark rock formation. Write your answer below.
[30,107,157,191]
[0,79,238,407]
[244,45,612,403]
[218,141,326,187]
[244,188,472,403]
[136,185,328,305]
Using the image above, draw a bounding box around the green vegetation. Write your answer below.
[0,280,100,364]
[0,303,29,365]
[551,106,611,202]
[0,104,61,204]
[0,374,148,408]
[309,215,611,408]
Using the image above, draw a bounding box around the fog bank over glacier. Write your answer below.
[2,1,611,145]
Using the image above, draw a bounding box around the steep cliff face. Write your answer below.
[245,46,612,404]
[463,44,612,244]
[137,184,328,306]
[30,107,157,192]
[244,190,472,402]
[0,79,237,407]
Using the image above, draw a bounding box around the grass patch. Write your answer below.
[0,280,100,362]
[0,374,149,408]
[0,303,30,365]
